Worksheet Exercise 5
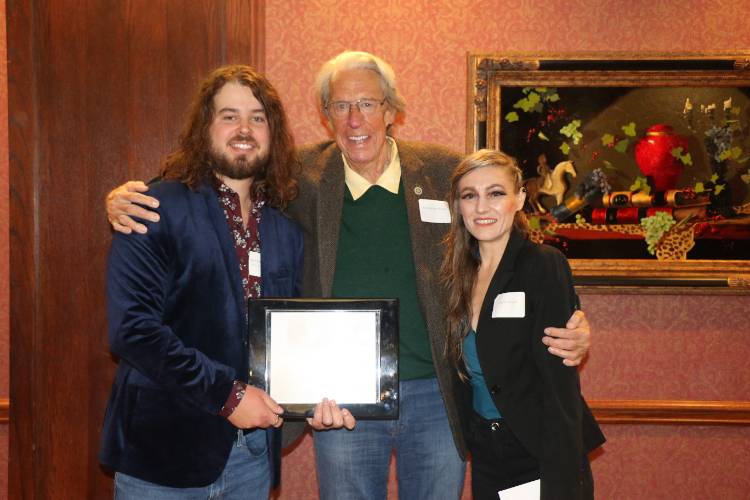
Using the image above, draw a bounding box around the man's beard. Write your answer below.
[209,139,269,181]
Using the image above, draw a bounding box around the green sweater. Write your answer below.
[331,184,435,380]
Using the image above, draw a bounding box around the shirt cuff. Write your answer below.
[219,380,247,418]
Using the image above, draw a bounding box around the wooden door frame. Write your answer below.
[7,1,265,497]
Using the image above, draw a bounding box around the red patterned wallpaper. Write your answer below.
[580,294,750,401]
[266,1,750,499]
[267,0,750,150]
[280,425,750,499]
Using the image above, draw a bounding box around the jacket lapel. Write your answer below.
[399,143,431,268]
[316,146,345,296]
[258,205,273,294]
[477,229,527,332]
[398,142,448,350]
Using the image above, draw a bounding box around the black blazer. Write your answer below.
[100,180,303,488]
[457,229,605,499]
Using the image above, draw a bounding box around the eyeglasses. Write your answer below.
[326,98,387,118]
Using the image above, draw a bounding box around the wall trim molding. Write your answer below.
[590,399,750,425]
[1,398,748,425]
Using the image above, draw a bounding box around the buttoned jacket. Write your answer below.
[457,228,605,499]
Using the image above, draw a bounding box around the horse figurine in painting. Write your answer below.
[524,156,577,213]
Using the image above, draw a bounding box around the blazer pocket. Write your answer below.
[128,386,214,462]
[132,387,201,425]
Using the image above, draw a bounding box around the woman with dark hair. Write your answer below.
[441,149,604,499]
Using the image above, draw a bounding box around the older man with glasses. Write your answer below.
[105,51,592,500]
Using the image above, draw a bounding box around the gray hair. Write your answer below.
[315,51,407,117]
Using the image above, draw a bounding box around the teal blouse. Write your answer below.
[463,329,502,419]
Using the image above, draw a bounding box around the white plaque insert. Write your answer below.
[267,310,379,404]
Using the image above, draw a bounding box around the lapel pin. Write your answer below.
[413,185,423,196]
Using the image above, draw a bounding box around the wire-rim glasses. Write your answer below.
[326,98,387,118]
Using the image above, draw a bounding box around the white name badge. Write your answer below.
[248,251,261,277]
[498,478,539,499]
[418,199,451,223]
[492,292,525,318]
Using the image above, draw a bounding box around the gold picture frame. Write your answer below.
[467,52,750,292]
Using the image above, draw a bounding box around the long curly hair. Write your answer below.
[440,149,529,378]
[161,65,298,208]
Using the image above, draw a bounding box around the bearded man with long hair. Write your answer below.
[100,65,353,500]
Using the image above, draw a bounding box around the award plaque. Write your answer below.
[247,298,399,419]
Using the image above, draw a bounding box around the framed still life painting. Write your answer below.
[467,52,750,291]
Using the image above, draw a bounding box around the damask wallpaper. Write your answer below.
[266,0,750,149]
[265,1,750,498]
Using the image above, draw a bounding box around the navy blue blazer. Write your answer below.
[99,179,303,488]
[457,229,605,500]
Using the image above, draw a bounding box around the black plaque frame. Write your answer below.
[247,298,399,419]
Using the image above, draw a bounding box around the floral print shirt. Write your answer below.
[217,182,264,300]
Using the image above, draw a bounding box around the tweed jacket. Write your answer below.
[100,179,303,488]
[283,139,468,457]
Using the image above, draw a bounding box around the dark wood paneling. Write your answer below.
[225,0,264,69]
[7,0,38,497]
[8,1,265,498]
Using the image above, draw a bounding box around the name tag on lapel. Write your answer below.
[418,199,451,223]
[248,251,261,277]
[492,292,525,318]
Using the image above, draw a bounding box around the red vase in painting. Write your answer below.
[634,124,689,192]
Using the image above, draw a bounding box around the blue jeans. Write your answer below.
[114,429,270,500]
[314,377,466,500]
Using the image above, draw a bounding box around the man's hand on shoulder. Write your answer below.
[543,309,591,367]
[106,180,161,234]
[227,386,284,429]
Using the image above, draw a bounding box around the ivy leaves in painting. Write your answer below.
[629,176,651,194]
[671,147,693,166]
[560,120,582,145]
